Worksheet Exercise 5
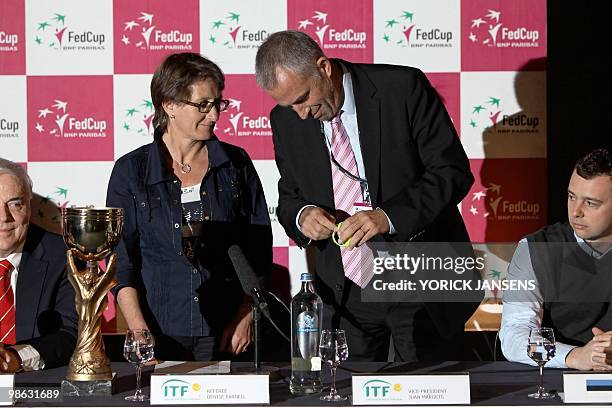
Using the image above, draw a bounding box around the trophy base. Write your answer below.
[61,374,115,397]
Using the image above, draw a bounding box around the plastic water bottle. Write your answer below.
[290,273,323,395]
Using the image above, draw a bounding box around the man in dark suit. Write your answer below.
[0,158,77,372]
[256,31,478,361]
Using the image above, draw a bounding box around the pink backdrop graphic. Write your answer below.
[216,74,275,160]
[113,0,200,74]
[461,0,547,71]
[426,73,460,136]
[0,0,25,74]
[0,0,547,333]
[27,76,114,162]
[288,0,373,62]
[463,158,547,242]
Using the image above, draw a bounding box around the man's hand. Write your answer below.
[338,209,390,249]
[0,345,22,373]
[219,303,253,355]
[298,207,336,241]
[566,327,612,371]
[591,327,612,370]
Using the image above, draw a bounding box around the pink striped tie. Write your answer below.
[330,112,374,288]
[0,259,16,344]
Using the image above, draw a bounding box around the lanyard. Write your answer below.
[320,121,371,205]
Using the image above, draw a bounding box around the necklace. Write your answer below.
[177,161,191,174]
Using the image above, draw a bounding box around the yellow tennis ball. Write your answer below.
[192,383,201,392]
[394,383,402,392]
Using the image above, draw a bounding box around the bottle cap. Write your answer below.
[300,273,313,282]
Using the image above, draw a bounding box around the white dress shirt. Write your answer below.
[500,233,612,368]
[1,244,45,371]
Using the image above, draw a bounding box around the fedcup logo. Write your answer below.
[35,98,107,139]
[120,11,193,51]
[381,10,452,49]
[468,95,503,131]
[30,185,74,235]
[33,12,105,51]
[218,97,270,138]
[121,99,155,137]
[217,95,271,138]
[215,75,275,159]
[39,187,72,214]
[296,9,367,50]
[468,9,540,49]
[467,181,541,222]
[221,98,245,136]
[0,117,19,138]
[469,95,539,134]
[463,159,547,242]
[207,10,269,49]
[0,30,19,52]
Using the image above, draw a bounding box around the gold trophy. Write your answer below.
[61,207,124,396]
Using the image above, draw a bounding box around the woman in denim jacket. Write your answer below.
[106,53,272,360]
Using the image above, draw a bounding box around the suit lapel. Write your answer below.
[16,227,48,341]
[343,60,381,207]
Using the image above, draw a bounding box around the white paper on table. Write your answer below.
[154,360,230,374]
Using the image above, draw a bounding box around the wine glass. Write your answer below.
[124,329,155,401]
[527,327,556,399]
[319,329,349,401]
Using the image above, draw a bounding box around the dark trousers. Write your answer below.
[322,279,464,362]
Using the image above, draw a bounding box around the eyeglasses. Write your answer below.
[179,98,230,113]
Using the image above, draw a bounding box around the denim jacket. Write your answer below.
[106,130,272,336]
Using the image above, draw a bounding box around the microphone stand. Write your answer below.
[252,304,261,370]
[234,296,281,377]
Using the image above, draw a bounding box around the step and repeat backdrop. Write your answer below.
[0,0,546,332]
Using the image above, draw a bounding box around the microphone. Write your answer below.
[228,245,272,321]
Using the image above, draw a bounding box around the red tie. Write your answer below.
[0,259,16,344]
[330,112,374,288]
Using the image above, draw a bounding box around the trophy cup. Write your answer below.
[60,207,124,397]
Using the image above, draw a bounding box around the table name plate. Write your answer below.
[352,373,470,405]
[564,371,612,403]
[0,374,14,406]
[150,374,269,405]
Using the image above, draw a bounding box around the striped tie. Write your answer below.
[0,259,16,344]
[330,112,374,288]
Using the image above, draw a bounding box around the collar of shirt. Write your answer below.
[144,128,231,185]
[574,231,612,259]
[1,241,24,304]
[322,71,367,182]
[339,71,356,116]
[1,242,24,272]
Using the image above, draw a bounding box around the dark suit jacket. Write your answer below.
[271,60,479,338]
[15,223,77,368]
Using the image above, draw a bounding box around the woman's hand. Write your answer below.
[219,302,253,355]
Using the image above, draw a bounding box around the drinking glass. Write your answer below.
[319,329,349,401]
[124,329,155,401]
[527,327,556,399]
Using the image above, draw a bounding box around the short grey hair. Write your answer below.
[0,158,33,199]
[255,30,325,90]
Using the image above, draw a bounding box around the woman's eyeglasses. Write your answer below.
[179,98,230,113]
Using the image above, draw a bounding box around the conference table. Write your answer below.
[9,360,576,406]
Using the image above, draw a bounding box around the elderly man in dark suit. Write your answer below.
[256,31,478,361]
[0,158,77,372]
